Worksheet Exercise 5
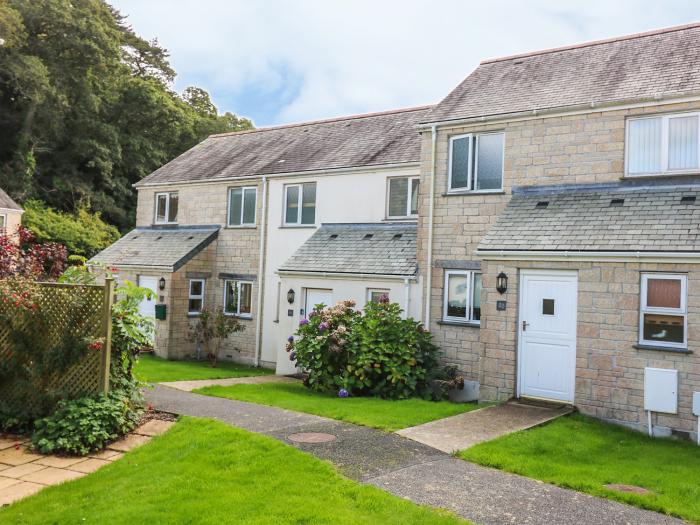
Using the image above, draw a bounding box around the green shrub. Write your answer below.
[288,299,440,399]
[22,199,120,257]
[32,390,142,456]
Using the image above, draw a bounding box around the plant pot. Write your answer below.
[449,380,480,403]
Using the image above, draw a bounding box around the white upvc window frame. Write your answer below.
[223,279,253,318]
[154,191,179,225]
[639,273,687,349]
[283,182,316,226]
[0,213,6,234]
[447,131,505,193]
[386,176,420,219]
[227,186,257,227]
[442,270,481,324]
[366,288,390,304]
[625,111,700,177]
[188,278,205,315]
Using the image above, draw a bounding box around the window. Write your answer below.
[188,279,205,314]
[448,132,504,192]
[387,177,419,218]
[228,187,257,226]
[284,183,316,225]
[223,280,253,317]
[155,192,179,224]
[626,113,700,176]
[443,270,481,323]
[367,289,390,304]
[639,273,687,348]
[0,214,6,233]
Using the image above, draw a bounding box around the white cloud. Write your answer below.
[110,0,699,125]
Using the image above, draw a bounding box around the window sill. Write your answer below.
[153,222,178,226]
[437,320,481,328]
[225,225,257,230]
[384,217,418,222]
[224,313,253,320]
[442,190,505,197]
[187,313,202,318]
[633,344,692,354]
[279,225,317,229]
[622,171,700,180]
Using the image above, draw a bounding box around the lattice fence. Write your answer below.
[0,280,113,419]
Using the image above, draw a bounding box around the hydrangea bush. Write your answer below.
[287,298,440,400]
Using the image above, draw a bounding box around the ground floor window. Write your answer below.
[443,270,481,323]
[188,279,205,314]
[367,288,390,304]
[224,280,253,317]
[639,273,687,348]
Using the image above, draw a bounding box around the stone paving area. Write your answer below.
[397,400,573,452]
[159,374,297,392]
[0,419,174,507]
[146,385,684,525]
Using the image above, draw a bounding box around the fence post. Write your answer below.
[99,277,115,393]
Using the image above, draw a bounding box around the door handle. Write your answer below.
[522,320,528,331]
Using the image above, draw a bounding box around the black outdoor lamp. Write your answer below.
[158,277,166,291]
[287,288,295,304]
[496,272,508,294]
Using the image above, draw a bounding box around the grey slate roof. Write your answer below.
[425,23,700,124]
[279,223,417,276]
[478,181,700,253]
[90,226,219,271]
[0,188,22,211]
[137,107,430,186]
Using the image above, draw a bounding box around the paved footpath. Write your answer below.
[146,385,684,525]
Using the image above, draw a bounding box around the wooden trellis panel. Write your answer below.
[0,279,114,418]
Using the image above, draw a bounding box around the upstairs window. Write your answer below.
[228,187,257,227]
[448,132,504,192]
[387,177,419,218]
[224,280,253,317]
[443,270,481,324]
[627,113,700,176]
[188,279,205,314]
[284,183,316,225]
[155,192,179,224]
[639,273,687,348]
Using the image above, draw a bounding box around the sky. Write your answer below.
[109,0,699,127]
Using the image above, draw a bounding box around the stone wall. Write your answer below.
[1,209,22,242]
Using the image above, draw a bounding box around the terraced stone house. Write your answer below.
[0,188,23,242]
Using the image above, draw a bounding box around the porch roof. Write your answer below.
[478,180,700,253]
[0,188,22,211]
[279,223,417,277]
[89,226,219,272]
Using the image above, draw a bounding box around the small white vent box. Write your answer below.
[644,368,678,414]
[693,392,700,417]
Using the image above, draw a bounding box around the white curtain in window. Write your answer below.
[627,118,661,174]
[668,115,699,171]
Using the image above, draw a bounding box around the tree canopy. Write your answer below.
[0,0,252,231]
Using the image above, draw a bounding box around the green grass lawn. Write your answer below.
[0,417,466,525]
[134,353,273,383]
[460,413,700,523]
[195,381,485,431]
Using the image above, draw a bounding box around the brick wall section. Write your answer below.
[479,259,700,438]
[417,99,700,379]
[135,181,264,364]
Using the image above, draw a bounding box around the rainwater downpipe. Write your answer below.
[254,176,268,367]
[403,277,410,320]
[424,124,437,324]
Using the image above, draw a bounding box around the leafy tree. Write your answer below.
[0,0,252,231]
[22,199,120,257]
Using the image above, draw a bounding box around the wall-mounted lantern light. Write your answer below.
[159,277,166,291]
[496,272,508,295]
[287,288,295,304]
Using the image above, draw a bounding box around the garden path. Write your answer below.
[159,374,297,392]
[146,385,683,525]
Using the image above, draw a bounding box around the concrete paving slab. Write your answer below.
[0,481,44,506]
[134,419,175,436]
[88,449,121,460]
[0,438,21,451]
[0,477,22,490]
[159,374,297,392]
[108,433,151,452]
[69,458,110,474]
[0,463,46,479]
[0,447,44,466]
[33,456,86,468]
[21,467,84,485]
[397,401,572,452]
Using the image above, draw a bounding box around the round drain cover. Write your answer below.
[288,432,336,444]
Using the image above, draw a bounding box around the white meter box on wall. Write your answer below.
[644,368,678,414]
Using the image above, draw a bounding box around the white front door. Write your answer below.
[518,270,577,403]
[137,276,159,318]
[304,288,333,317]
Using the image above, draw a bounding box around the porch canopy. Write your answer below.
[90,226,219,271]
[477,180,700,256]
[279,223,417,277]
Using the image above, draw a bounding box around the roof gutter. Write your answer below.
[133,162,420,189]
[418,91,700,131]
[476,249,700,263]
[424,124,437,325]
[276,270,418,282]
